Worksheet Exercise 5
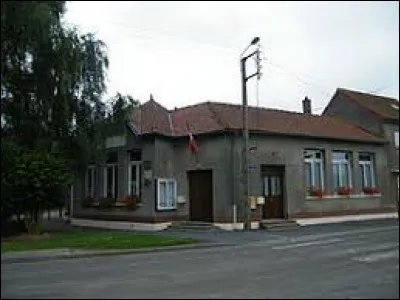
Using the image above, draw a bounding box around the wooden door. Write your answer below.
[263,173,284,219]
[188,170,213,222]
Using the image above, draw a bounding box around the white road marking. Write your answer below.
[327,242,399,257]
[273,238,343,250]
[287,226,398,244]
[353,250,399,263]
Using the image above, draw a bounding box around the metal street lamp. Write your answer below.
[240,37,261,230]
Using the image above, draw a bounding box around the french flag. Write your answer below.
[188,132,199,154]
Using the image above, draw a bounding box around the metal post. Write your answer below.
[241,57,251,230]
[240,38,262,230]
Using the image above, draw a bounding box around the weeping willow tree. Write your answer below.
[1,1,110,230]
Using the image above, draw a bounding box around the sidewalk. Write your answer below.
[295,212,398,226]
[1,242,230,264]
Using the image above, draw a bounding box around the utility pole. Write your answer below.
[240,37,262,230]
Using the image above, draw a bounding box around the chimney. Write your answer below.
[302,97,312,114]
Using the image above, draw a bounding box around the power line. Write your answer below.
[77,18,239,55]
[69,17,340,108]
[368,84,395,95]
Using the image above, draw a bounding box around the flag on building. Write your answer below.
[188,132,199,154]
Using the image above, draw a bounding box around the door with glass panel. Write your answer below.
[262,167,285,219]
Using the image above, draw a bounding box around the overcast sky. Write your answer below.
[65,1,399,114]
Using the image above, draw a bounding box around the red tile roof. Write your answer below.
[130,99,383,143]
[336,88,399,120]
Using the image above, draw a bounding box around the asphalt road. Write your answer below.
[2,220,399,299]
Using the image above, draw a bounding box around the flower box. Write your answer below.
[336,185,353,196]
[363,186,380,195]
[309,187,325,198]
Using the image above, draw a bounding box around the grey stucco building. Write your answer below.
[72,95,397,230]
[323,88,399,211]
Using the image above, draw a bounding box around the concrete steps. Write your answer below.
[260,219,299,231]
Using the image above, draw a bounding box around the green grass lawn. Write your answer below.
[1,228,196,252]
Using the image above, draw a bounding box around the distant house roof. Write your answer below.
[130,98,383,143]
[331,88,399,121]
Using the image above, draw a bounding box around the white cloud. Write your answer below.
[65,1,399,114]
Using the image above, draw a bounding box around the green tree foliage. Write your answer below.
[105,92,140,136]
[0,1,113,232]
[1,1,108,162]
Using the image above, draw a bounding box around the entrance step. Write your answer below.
[167,221,219,231]
[260,219,299,231]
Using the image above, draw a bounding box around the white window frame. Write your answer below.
[394,131,399,149]
[104,164,118,198]
[127,161,141,196]
[157,178,177,211]
[304,149,325,191]
[359,154,376,188]
[85,166,96,198]
[332,152,352,191]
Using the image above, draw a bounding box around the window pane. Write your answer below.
[87,169,92,196]
[114,166,118,198]
[359,153,371,162]
[304,163,312,189]
[167,181,175,208]
[314,162,322,188]
[333,163,340,189]
[365,164,372,187]
[333,152,346,161]
[304,151,313,160]
[130,165,137,195]
[264,177,269,196]
[107,166,113,198]
[159,182,166,208]
[92,169,96,198]
[341,163,350,186]
[270,177,276,196]
[129,149,142,161]
[360,165,365,188]
[275,176,281,196]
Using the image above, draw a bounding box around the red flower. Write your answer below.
[337,185,353,195]
[363,186,380,195]
[309,186,325,197]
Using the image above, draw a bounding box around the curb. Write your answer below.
[295,213,398,226]
[1,242,231,264]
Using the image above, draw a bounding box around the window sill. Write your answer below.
[87,202,143,208]
[306,194,382,200]
[156,207,177,211]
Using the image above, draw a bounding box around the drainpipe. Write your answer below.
[231,133,237,229]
